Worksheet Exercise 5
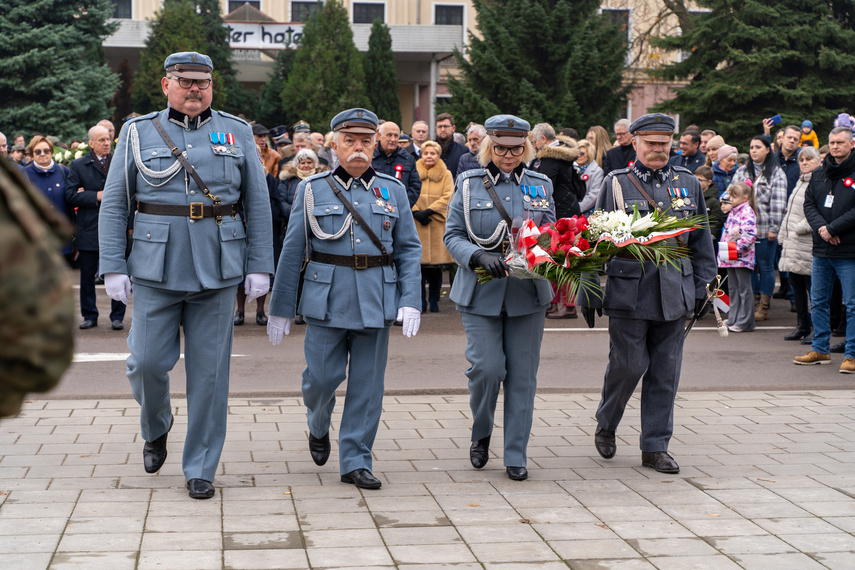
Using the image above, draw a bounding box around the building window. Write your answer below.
[292,1,322,22]
[353,2,384,24]
[113,0,132,18]
[228,1,260,12]
[601,8,630,47]
[434,4,464,26]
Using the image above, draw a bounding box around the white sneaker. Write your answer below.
[728,325,743,332]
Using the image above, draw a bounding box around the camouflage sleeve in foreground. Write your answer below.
[0,158,75,418]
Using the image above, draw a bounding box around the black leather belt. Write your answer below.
[138,201,238,219]
[311,251,392,269]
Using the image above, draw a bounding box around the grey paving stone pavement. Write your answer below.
[1,391,855,568]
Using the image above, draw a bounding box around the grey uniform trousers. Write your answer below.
[461,310,546,468]
[126,283,238,483]
[302,325,390,475]
[596,316,684,453]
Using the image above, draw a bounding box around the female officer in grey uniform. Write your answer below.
[443,115,555,481]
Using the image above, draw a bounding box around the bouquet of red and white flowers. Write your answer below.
[477,206,706,300]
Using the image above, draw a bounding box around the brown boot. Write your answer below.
[546,302,559,314]
[547,305,578,319]
[754,294,770,322]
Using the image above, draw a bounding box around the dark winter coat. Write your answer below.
[456,150,481,178]
[439,139,468,181]
[277,164,331,232]
[24,161,73,254]
[533,136,585,218]
[65,152,112,251]
[602,143,636,177]
[803,153,855,259]
[668,151,706,173]
[372,146,421,207]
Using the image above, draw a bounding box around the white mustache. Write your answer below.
[347,152,370,162]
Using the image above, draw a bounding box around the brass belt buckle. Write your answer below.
[189,202,204,219]
[354,254,369,270]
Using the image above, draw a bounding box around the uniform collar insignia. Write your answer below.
[486,162,525,185]
[167,106,213,131]
[333,165,376,190]
[631,161,671,184]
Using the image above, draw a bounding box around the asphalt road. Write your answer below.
[52,275,855,399]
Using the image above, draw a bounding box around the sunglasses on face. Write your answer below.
[33,149,52,156]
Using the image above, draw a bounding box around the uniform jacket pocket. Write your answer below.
[603,258,642,311]
[129,220,169,283]
[382,265,400,321]
[299,261,334,321]
[219,221,247,280]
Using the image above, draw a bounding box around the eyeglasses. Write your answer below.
[492,144,525,157]
[33,149,52,156]
[169,77,211,90]
[615,131,631,137]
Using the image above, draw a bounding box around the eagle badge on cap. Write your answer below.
[191,53,198,62]
[507,119,515,128]
[356,110,364,119]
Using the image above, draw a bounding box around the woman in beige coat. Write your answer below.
[778,146,821,341]
[413,140,454,312]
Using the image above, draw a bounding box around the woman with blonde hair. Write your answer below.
[413,140,454,312]
[585,125,610,168]
[576,139,605,214]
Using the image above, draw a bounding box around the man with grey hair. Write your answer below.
[98,119,116,143]
[796,126,855,372]
[372,121,421,207]
[407,120,429,158]
[456,124,486,177]
[67,124,125,330]
[602,118,636,176]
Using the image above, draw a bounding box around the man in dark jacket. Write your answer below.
[796,126,855,372]
[456,124,485,177]
[372,121,421,207]
[602,118,637,176]
[668,131,705,173]
[530,123,585,218]
[66,125,128,330]
[435,112,468,180]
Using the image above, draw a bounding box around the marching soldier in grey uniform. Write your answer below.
[267,108,422,490]
[99,52,274,499]
[443,115,556,481]
[583,113,716,474]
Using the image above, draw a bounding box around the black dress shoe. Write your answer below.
[233,312,244,326]
[831,341,846,354]
[784,327,811,341]
[469,435,491,469]
[79,319,97,330]
[341,468,382,489]
[143,415,174,474]
[294,314,305,325]
[111,320,124,331]
[800,332,815,345]
[256,313,268,326]
[186,478,215,499]
[308,432,330,466]
[594,427,616,459]
[506,466,528,481]
[642,451,680,474]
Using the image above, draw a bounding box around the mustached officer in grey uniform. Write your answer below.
[267,108,422,490]
[582,113,715,474]
[98,52,274,499]
[443,115,556,481]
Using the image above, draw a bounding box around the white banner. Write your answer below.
[225,23,305,49]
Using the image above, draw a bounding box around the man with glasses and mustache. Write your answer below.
[98,52,274,500]
[581,113,715,475]
[267,108,422,490]
[602,118,637,177]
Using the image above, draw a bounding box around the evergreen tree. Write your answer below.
[0,0,120,140]
[651,0,855,145]
[111,58,135,127]
[197,0,248,115]
[254,49,296,128]
[445,0,629,131]
[132,0,223,115]
[281,0,368,129]
[363,19,401,126]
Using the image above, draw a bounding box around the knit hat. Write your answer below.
[706,135,725,150]
[717,145,737,161]
[802,120,813,129]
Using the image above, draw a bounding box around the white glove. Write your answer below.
[244,273,270,304]
[267,315,292,346]
[104,273,132,305]
[397,306,421,338]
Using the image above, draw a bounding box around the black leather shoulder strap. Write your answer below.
[482,176,513,226]
[324,175,387,255]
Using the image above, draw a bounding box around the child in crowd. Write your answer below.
[800,120,819,148]
[718,182,757,332]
